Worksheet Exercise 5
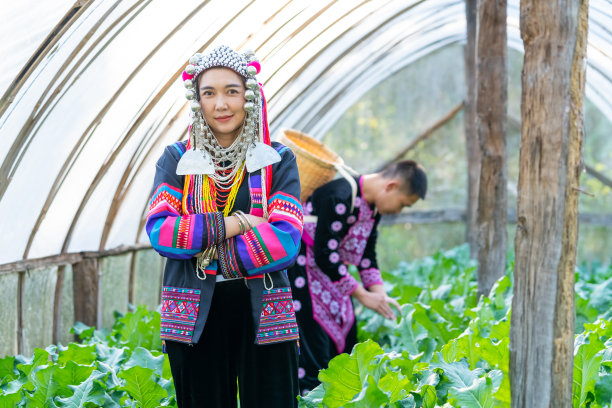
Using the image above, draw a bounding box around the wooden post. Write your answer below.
[72,258,99,328]
[510,0,588,406]
[464,0,480,259]
[475,0,508,296]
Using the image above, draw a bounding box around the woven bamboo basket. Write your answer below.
[278,128,344,202]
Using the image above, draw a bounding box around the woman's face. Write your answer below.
[197,68,246,143]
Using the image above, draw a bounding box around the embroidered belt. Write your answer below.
[215,274,243,283]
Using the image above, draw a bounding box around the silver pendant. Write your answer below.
[176,148,215,175]
[245,142,281,172]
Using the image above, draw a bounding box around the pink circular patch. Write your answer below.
[328,239,338,250]
[360,258,371,268]
[294,276,305,288]
[329,252,340,263]
[347,215,357,224]
[293,300,302,311]
[335,203,346,215]
[297,255,306,266]
[298,367,306,379]
[338,264,347,275]
[331,221,342,232]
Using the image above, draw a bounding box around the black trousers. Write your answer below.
[165,279,299,408]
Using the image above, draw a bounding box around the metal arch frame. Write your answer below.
[0,0,609,263]
[22,0,153,258]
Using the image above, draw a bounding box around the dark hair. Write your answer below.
[381,160,427,199]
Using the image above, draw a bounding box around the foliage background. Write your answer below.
[323,44,612,271]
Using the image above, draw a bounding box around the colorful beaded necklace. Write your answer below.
[182,163,245,216]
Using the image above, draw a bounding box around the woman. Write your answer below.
[146,45,303,408]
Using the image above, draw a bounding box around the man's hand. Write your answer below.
[352,286,400,320]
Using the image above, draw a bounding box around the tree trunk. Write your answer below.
[464,0,480,259]
[475,0,507,296]
[510,0,588,406]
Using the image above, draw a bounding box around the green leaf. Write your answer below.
[393,393,416,407]
[53,360,95,398]
[420,384,437,408]
[448,370,502,408]
[110,306,162,351]
[71,322,95,342]
[389,350,422,380]
[95,344,128,370]
[344,375,389,407]
[122,348,164,378]
[390,305,432,355]
[2,371,28,395]
[593,372,612,406]
[57,343,97,367]
[0,391,24,408]
[0,356,17,384]
[28,364,58,406]
[298,384,324,408]
[55,370,107,408]
[118,366,167,408]
[412,303,458,346]
[431,357,483,399]
[573,332,605,408]
[16,349,50,378]
[378,370,410,402]
[319,340,385,407]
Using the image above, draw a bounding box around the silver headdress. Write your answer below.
[177,45,280,180]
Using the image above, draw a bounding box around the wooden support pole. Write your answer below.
[464,0,481,259]
[71,258,99,328]
[475,0,508,296]
[510,0,588,406]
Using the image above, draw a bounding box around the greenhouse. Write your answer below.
[0,0,611,407]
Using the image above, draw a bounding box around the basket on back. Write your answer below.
[278,128,344,202]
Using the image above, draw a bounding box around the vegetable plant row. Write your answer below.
[1,245,611,407]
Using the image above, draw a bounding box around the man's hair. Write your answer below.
[381,160,427,199]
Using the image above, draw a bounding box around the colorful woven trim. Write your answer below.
[217,237,242,279]
[256,286,299,344]
[160,286,201,344]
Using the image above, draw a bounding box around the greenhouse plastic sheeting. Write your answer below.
[0,0,610,265]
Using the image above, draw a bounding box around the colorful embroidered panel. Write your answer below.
[256,286,299,345]
[160,286,201,343]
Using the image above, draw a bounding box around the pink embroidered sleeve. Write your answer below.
[359,268,383,288]
[335,274,359,296]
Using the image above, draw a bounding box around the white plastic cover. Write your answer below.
[0,0,610,264]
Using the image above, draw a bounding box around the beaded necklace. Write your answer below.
[183,162,245,216]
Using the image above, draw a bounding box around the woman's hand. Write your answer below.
[352,286,400,320]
